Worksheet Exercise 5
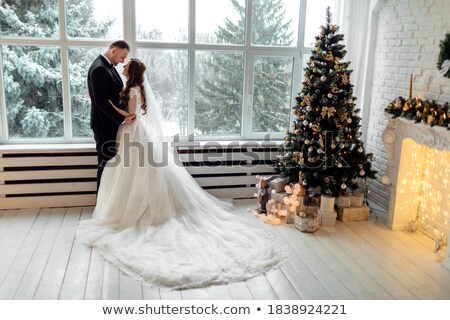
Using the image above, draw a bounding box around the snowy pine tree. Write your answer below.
[195,0,293,135]
[0,0,112,138]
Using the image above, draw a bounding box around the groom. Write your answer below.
[88,40,136,191]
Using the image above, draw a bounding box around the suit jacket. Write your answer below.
[88,55,126,138]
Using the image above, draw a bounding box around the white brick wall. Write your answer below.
[365,0,450,213]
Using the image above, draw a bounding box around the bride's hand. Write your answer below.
[108,99,130,117]
[124,114,136,124]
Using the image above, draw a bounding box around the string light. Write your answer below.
[400,141,450,248]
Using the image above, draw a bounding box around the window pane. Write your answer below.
[304,0,335,47]
[136,0,188,42]
[195,51,244,136]
[252,56,293,133]
[137,49,189,137]
[68,47,107,138]
[0,0,59,38]
[251,0,298,46]
[302,53,311,75]
[2,45,63,138]
[196,0,245,45]
[66,0,123,39]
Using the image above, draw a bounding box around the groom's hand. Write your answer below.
[124,114,136,124]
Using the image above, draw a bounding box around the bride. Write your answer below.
[77,58,287,289]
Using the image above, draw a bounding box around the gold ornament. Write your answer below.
[303,93,311,105]
[311,123,320,132]
[403,101,412,112]
[341,73,349,85]
[325,52,334,61]
[331,85,339,93]
[334,57,340,64]
[321,106,335,118]
[339,111,348,122]
[319,135,324,148]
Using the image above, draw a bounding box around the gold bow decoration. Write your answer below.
[339,111,348,122]
[321,106,335,118]
[311,123,320,132]
[303,93,311,105]
[341,73,349,85]
[293,151,301,163]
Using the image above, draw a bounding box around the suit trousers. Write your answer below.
[94,131,118,191]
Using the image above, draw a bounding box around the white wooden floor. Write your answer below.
[0,199,449,300]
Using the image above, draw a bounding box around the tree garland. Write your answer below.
[437,32,450,78]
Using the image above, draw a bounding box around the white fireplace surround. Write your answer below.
[382,114,450,269]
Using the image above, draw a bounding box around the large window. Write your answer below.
[0,0,338,143]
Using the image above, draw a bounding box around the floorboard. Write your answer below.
[1,202,449,300]
[206,284,232,300]
[345,221,438,299]
[34,207,82,299]
[119,273,143,300]
[333,222,417,299]
[13,208,67,300]
[59,207,93,300]
[0,209,50,299]
[313,225,392,299]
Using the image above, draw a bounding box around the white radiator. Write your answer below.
[0,142,280,209]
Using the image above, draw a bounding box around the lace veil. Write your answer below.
[142,77,179,143]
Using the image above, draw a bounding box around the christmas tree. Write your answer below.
[276,7,376,197]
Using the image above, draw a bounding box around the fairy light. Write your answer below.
[400,141,450,248]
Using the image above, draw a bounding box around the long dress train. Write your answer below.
[76,86,287,289]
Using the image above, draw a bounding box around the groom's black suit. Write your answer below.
[88,55,126,190]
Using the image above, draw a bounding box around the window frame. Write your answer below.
[0,0,340,144]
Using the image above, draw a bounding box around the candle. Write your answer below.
[409,74,413,99]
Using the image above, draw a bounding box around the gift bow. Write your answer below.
[321,106,335,118]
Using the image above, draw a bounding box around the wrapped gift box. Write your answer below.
[337,196,351,207]
[350,193,364,207]
[320,195,335,213]
[269,177,288,192]
[271,191,286,203]
[336,205,370,222]
[318,209,337,227]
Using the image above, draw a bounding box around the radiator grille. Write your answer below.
[0,143,279,209]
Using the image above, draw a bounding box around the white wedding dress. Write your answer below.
[77,84,287,289]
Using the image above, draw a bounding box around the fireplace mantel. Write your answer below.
[382,113,450,269]
[383,115,450,158]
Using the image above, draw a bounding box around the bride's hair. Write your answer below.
[120,58,147,114]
